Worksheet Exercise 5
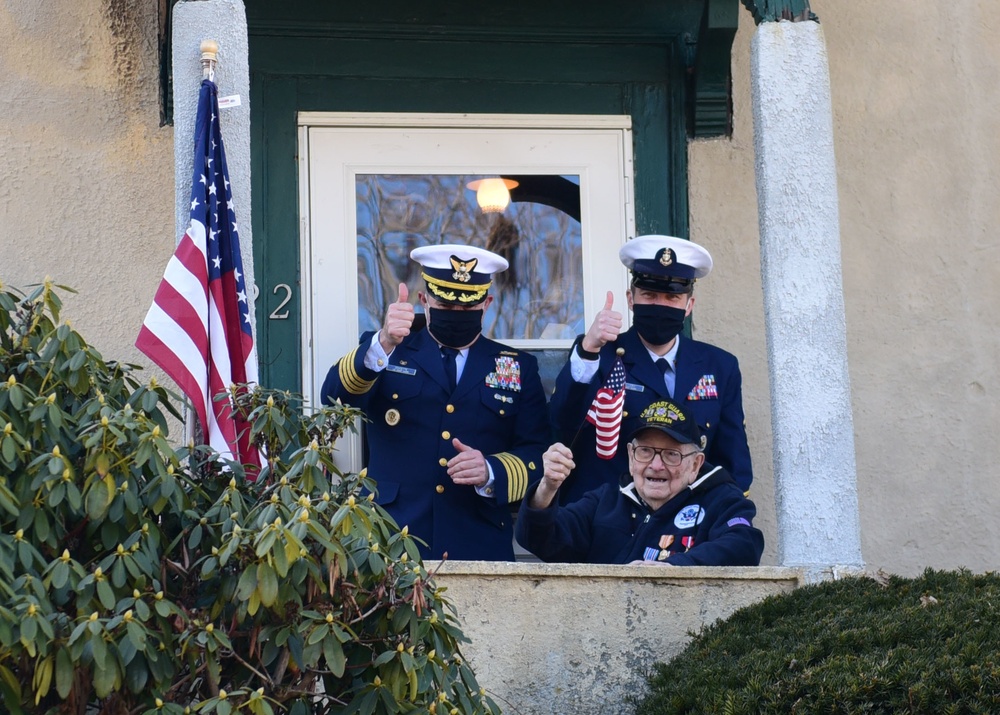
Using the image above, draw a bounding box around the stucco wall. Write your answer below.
[689,1,1000,574]
[430,562,802,715]
[0,1,173,370]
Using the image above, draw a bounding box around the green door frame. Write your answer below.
[246,0,738,394]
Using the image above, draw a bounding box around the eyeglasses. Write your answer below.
[629,443,700,466]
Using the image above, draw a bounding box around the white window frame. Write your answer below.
[298,112,635,470]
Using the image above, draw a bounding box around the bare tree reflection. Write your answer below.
[356,174,583,341]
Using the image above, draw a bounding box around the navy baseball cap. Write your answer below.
[629,399,705,449]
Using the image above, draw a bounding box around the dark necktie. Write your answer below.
[656,358,675,398]
[441,347,459,392]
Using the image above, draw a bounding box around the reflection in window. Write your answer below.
[356,175,584,342]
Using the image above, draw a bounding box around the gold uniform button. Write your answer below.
[485,487,494,496]
[499,409,505,415]
[441,431,450,440]
[435,485,445,494]
[377,359,385,367]
[438,458,448,467]
[623,411,629,418]
[446,404,455,413]
[392,393,399,400]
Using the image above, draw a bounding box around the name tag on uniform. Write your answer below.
[625,382,645,392]
[386,365,417,376]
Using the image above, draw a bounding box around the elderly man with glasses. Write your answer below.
[515,400,763,566]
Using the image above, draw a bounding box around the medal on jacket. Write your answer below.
[486,356,521,392]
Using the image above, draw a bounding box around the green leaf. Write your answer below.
[0,662,23,705]
[306,626,327,646]
[126,620,147,651]
[257,562,278,607]
[20,615,38,644]
[287,633,305,671]
[124,655,149,694]
[93,655,117,698]
[236,566,258,601]
[55,646,74,699]
[1,436,14,464]
[85,478,111,521]
[323,636,346,678]
[97,579,116,610]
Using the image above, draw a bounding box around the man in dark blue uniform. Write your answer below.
[549,235,753,503]
[321,244,548,561]
[516,400,763,566]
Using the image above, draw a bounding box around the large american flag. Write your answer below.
[585,356,627,459]
[136,79,259,469]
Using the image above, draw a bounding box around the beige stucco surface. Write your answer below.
[689,1,1000,574]
[0,1,173,375]
[429,561,802,714]
[2,2,998,575]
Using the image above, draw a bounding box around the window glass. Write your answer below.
[355,174,584,342]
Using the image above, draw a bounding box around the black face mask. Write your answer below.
[427,307,484,348]
[632,303,687,346]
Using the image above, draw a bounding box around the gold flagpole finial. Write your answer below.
[200,39,219,80]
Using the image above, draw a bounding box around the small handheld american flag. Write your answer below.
[585,356,627,459]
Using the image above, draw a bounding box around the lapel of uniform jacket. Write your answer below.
[452,335,496,400]
[618,328,670,399]
[674,337,706,403]
[406,329,451,392]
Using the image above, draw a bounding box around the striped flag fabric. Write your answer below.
[585,356,627,460]
[136,79,260,469]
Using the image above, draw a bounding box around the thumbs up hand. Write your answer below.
[447,437,488,487]
[580,291,622,353]
[379,282,415,353]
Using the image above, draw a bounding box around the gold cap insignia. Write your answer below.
[450,255,478,283]
[658,247,675,267]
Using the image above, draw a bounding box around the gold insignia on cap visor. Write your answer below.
[658,248,675,267]
[449,255,478,283]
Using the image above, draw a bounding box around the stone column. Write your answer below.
[749,18,864,575]
[171,0,255,325]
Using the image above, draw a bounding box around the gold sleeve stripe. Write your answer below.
[494,453,519,501]
[337,346,376,395]
[495,452,528,502]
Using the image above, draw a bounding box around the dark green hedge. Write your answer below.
[634,569,1000,714]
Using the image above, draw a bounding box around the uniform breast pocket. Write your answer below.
[380,372,422,404]
[479,387,521,419]
[478,387,521,434]
[686,397,722,437]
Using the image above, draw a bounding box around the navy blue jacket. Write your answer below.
[515,465,763,566]
[549,328,753,502]
[321,328,548,561]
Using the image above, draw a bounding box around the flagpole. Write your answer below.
[179,39,217,453]
[200,39,218,81]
